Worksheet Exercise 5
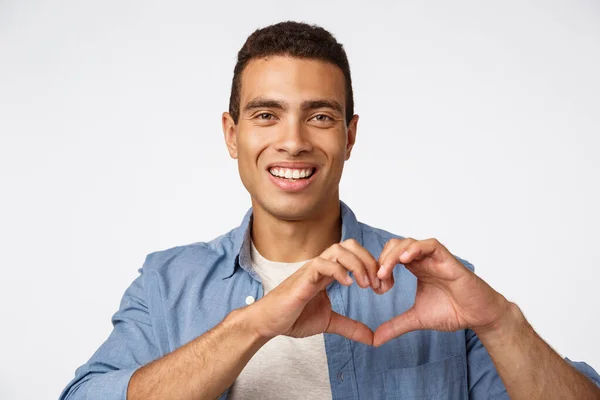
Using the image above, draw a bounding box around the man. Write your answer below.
[60,21,600,399]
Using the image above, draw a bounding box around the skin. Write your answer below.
[223,55,599,398]
[126,55,600,399]
[374,238,600,398]
[222,56,360,263]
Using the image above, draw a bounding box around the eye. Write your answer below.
[311,114,333,122]
[256,112,275,120]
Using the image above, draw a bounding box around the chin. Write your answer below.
[258,196,321,221]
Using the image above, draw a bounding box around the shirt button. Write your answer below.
[245,296,255,305]
[337,370,344,382]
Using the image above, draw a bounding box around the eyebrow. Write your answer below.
[242,97,344,114]
[301,100,343,113]
[243,98,287,112]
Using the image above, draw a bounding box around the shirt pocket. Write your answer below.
[383,354,467,399]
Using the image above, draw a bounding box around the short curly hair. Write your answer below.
[228,21,354,126]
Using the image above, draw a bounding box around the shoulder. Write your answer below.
[359,221,475,273]
[141,229,238,277]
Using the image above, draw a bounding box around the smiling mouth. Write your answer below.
[268,167,316,180]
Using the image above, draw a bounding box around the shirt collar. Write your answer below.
[221,200,362,279]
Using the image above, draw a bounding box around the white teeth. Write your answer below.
[269,167,314,179]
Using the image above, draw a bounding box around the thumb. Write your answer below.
[326,311,374,346]
[373,307,421,347]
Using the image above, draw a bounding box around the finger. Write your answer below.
[399,238,442,264]
[291,259,352,305]
[378,237,403,262]
[376,272,395,295]
[339,239,380,290]
[378,238,408,277]
[377,239,394,267]
[378,238,416,280]
[372,308,420,347]
[376,238,401,288]
[307,257,354,290]
[322,244,372,288]
[326,311,374,346]
[284,258,356,308]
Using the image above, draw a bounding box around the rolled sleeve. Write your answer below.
[61,367,137,400]
[59,266,161,400]
[466,329,510,399]
[565,357,600,388]
[467,329,600,398]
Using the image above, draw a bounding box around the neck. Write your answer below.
[251,197,342,263]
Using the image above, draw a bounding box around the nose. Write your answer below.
[275,120,313,156]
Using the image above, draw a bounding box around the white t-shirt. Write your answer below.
[228,242,333,400]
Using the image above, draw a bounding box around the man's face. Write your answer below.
[222,56,358,221]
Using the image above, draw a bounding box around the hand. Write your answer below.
[246,239,381,346]
[373,238,510,347]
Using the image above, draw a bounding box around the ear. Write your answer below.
[222,112,238,159]
[345,114,359,161]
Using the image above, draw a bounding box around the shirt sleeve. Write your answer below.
[466,329,510,399]
[564,357,600,388]
[466,329,600,399]
[59,267,161,400]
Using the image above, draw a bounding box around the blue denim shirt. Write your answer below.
[60,201,600,399]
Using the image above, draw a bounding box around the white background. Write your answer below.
[1,1,599,398]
